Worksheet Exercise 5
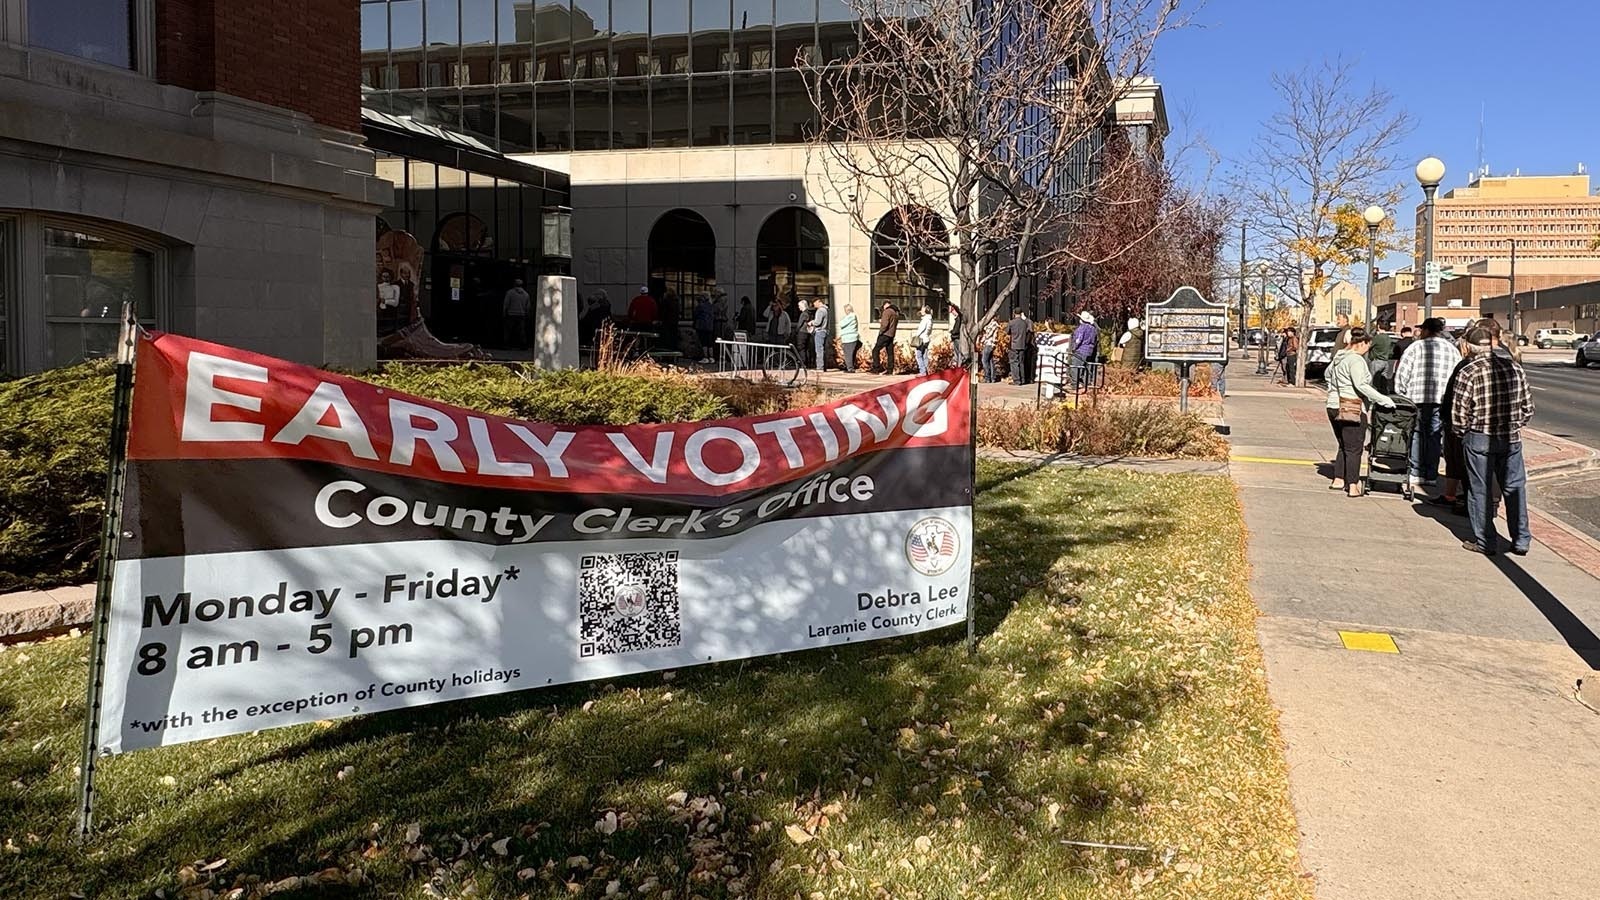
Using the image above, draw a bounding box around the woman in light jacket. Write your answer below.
[912,305,934,375]
[837,304,860,372]
[1326,327,1395,497]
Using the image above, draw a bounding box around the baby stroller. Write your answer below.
[1367,396,1418,500]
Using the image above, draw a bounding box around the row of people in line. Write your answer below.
[1324,317,1534,555]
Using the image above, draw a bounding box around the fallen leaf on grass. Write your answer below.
[492,837,511,856]
[784,824,815,845]
[913,835,932,854]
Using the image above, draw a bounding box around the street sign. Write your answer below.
[1424,261,1441,294]
[1144,286,1229,363]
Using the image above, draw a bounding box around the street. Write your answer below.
[1524,350,1600,450]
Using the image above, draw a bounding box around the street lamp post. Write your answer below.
[1238,222,1248,350]
[1255,265,1270,375]
[1363,205,1386,327]
[1507,238,1519,343]
[1415,157,1446,321]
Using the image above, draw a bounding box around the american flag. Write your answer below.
[909,529,955,563]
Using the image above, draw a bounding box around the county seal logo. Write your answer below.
[905,517,960,577]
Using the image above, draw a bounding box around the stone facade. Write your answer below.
[0,13,387,375]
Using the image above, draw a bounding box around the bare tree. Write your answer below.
[1060,138,1232,327]
[800,0,1185,355]
[1235,59,1415,386]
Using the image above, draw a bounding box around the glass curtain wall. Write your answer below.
[359,0,865,152]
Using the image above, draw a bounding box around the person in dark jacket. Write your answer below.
[693,294,716,363]
[736,296,757,334]
[1007,309,1033,385]
[872,302,900,373]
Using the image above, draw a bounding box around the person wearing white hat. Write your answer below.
[1069,310,1100,389]
[628,286,657,328]
[1118,316,1145,370]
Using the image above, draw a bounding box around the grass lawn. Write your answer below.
[1,463,1308,900]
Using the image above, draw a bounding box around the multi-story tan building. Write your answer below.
[1372,269,1417,312]
[1416,173,1600,271]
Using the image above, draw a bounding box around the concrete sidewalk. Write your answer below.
[1226,356,1600,899]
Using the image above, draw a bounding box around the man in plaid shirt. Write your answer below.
[1451,327,1535,555]
[1393,318,1462,486]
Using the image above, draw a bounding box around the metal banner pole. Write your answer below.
[77,302,139,843]
[966,359,979,658]
[1178,362,1190,414]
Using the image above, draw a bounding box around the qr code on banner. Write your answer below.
[578,551,682,658]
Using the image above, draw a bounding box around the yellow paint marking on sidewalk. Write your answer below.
[1338,631,1399,654]
[1229,455,1321,467]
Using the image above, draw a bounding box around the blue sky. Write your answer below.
[1152,0,1600,272]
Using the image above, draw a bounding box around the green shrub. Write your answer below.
[0,362,734,593]
[0,361,116,592]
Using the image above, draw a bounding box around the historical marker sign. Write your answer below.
[1144,286,1229,363]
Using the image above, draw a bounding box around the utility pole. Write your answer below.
[1238,222,1248,350]
[1508,238,1519,343]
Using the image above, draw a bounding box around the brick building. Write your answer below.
[0,0,389,375]
[1416,173,1600,272]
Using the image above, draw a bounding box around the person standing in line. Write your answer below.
[1212,352,1228,398]
[1007,308,1033,385]
[501,278,531,349]
[1391,325,1416,367]
[693,294,716,363]
[1325,327,1396,497]
[1393,317,1462,490]
[1117,317,1145,370]
[948,301,967,368]
[807,298,831,371]
[872,301,900,373]
[1452,326,1535,555]
[979,316,1001,383]
[765,296,791,345]
[736,296,757,334]
[1069,310,1099,390]
[659,289,682,352]
[1332,312,1352,351]
[628,286,657,328]
[1277,327,1298,385]
[838,304,861,372]
[1368,317,1397,390]
[911,304,934,375]
[1432,328,1476,515]
[578,291,612,350]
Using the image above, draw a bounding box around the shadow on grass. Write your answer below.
[14,462,1190,899]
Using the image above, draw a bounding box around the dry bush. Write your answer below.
[699,378,831,417]
[1101,365,1218,398]
[976,400,1227,461]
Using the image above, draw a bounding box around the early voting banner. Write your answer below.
[95,334,973,753]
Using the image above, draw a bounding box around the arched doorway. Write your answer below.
[648,209,717,302]
[756,207,830,319]
[872,206,951,320]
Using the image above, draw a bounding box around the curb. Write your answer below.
[1524,428,1600,480]
[0,584,94,644]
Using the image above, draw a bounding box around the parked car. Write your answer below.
[1533,327,1581,349]
[1304,326,1342,379]
[1577,337,1600,368]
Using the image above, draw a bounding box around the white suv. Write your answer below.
[1533,328,1581,349]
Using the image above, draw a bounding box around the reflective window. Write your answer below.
[499,89,535,151]
[731,72,772,143]
[573,0,611,77]
[362,2,389,56]
[426,0,460,64]
[649,209,717,301]
[774,0,814,68]
[734,0,774,69]
[756,207,829,316]
[43,226,157,367]
[573,80,611,150]
[536,82,573,150]
[652,77,690,147]
[459,90,501,148]
[691,0,731,74]
[692,76,730,147]
[872,207,951,320]
[392,0,425,55]
[612,78,650,148]
[772,70,809,142]
[26,0,134,69]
